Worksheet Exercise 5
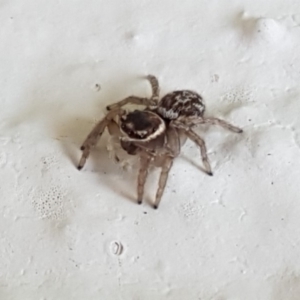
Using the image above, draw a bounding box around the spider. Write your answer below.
[78,75,243,209]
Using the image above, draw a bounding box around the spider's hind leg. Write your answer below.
[183,129,213,176]
[202,117,243,133]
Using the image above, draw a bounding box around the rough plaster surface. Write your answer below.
[1,0,300,299]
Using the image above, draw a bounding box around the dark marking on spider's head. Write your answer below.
[120,110,165,140]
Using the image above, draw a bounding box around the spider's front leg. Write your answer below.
[135,145,175,209]
[146,74,160,103]
[106,96,152,111]
[153,156,174,209]
[137,152,152,205]
[130,127,179,209]
[106,75,160,111]
[152,126,180,209]
[77,108,125,170]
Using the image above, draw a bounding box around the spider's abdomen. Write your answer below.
[157,90,205,120]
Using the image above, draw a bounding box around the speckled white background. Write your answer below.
[1,0,300,299]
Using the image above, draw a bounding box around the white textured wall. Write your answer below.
[1,0,300,299]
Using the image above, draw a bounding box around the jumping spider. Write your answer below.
[78,75,243,209]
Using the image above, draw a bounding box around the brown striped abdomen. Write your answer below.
[156,90,205,120]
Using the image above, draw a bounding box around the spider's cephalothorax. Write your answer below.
[78,75,243,209]
[119,110,166,155]
[120,110,165,141]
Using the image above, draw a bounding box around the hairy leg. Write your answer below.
[165,126,180,157]
[146,74,160,103]
[78,109,124,170]
[107,119,121,136]
[106,96,152,111]
[203,117,243,133]
[172,116,243,133]
[107,119,122,162]
[153,156,173,209]
[106,75,160,111]
[184,129,212,176]
[137,152,152,204]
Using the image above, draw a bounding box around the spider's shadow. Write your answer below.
[56,114,139,205]
[180,155,209,175]
[8,69,143,206]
